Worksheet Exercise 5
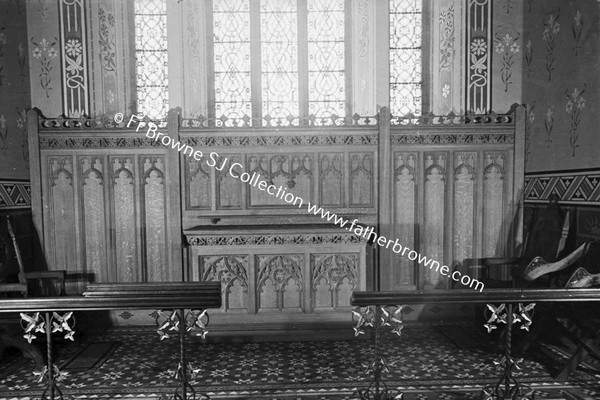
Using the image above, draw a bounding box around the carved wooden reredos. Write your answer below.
[27,106,525,300]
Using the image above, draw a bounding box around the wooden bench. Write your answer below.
[350,289,600,400]
[0,282,221,400]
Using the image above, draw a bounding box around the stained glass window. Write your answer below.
[213,0,252,121]
[389,0,422,117]
[307,0,345,118]
[134,0,169,120]
[211,0,347,123]
[260,0,299,121]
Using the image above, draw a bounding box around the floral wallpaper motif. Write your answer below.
[0,2,31,180]
[524,40,533,77]
[572,11,584,56]
[16,107,28,167]
[439,5,455,71]
[542,11,560,81]
[98,6,116,73]
[0,115,7,155]
[565,85,586,157]
[0,24,6,86]
[31,37,58,98]
[543,107,554,147]
[494,31,520,92]
[525,102,535,163]
[523,0,599,172]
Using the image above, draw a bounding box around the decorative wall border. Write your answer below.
[465,0,492,114]
[524,169,600,206]
[187,233,368,246]
[59,0,89,117]
[0,180,31,210]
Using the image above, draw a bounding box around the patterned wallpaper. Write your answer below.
[0,0,31,181]
[521,0,600,172]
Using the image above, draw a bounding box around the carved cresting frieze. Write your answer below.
[257,255,304,312]
[201,256,249,312]
[187,233,366,247]
[312,254,358,309]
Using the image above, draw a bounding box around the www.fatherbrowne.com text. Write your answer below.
[125,114,484,292]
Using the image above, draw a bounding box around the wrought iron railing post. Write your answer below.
[482,302,536,400]
[373,305,382,398]
[352,305,404,400]
[20,311,75,400]
[155,308,210,400]
[45,312,55,400]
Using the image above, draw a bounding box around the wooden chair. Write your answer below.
[463,197,600,379]
[0,214,67,368]
[1,215,66,297]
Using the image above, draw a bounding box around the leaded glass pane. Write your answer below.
[307,0,346,118]
[135,0,168,120]
[261,0,299,124]
[213,0,252,122]
[390,0,422,117]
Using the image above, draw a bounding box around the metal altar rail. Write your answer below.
[350,288,600,400]
[0,282,221,400]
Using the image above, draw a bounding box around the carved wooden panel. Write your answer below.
[49,157,78,292]
[142,156,167,281]
[200,255,249,312]
[248,154,313,207]
[423,153,447,288]
[110,157,139,282]
[80,157,108,283]
[319,154,344,207]
[453,152,476,273]
[483,152,506,257]
[393,152,417,287]
[186,157,211,209]
[216,154,242,209]
[350,152,374,207]
[311,254,358,310]
[256,255,304,312]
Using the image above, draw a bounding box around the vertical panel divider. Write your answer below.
[135,153,146,282]
[416,150,425,290]
[446,151,455,289]
[167,109,183,281]
[475,150,485,270]
[27,110,44,247]
[305,251,312,313]
[512,105,526,255]
[377,107,391,291]
[72,153,84,293]
[248,253,257,314]
[103,154,115,282]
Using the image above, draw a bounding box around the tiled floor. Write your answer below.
[1,324,599,399]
